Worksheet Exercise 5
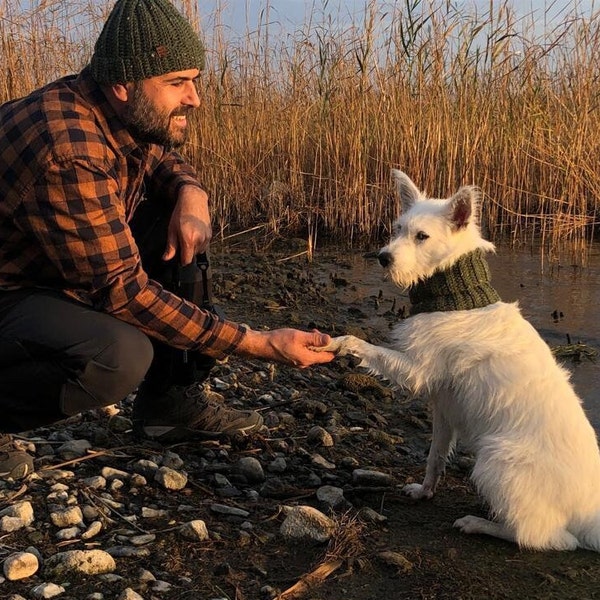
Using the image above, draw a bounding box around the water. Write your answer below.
[489,243,600,429]
[334,242,600,429]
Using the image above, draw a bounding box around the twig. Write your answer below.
[278,559,343,599]
[0,483,28,508]
[275,251,309,263]
[80,489,148,534]
[39,447,132,472]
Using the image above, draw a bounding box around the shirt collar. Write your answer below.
[75,67,143,158]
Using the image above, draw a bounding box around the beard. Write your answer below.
[122,84,190,148]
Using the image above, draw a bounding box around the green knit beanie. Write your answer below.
[89,0,205,84]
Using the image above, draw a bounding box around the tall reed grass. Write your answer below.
[1,0,599,253]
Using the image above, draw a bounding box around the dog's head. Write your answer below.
[378,169,495,288]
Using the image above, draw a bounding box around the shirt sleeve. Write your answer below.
[18,156,246,358]
[147,148,205,198]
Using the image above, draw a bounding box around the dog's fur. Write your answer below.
[324,170,600,551]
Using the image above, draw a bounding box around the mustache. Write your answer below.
[170,107,193,118]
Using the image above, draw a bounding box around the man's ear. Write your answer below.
[110,83,130,103]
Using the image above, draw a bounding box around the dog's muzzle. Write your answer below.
[378,251,392,268]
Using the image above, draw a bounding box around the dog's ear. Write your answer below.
[391,169,422,212]
[448,186,478,230]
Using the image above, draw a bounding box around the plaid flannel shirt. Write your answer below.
[0,68,246,358]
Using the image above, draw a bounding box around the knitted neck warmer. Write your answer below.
[408,250,501,316]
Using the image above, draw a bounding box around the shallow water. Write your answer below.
[333,242,600,429]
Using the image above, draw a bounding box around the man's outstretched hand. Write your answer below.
[237,328,336,367]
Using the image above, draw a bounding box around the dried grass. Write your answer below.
[2,0,600,253]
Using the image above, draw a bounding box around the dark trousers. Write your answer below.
[0,195,213,433]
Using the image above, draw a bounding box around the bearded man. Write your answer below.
[0,0,334,478]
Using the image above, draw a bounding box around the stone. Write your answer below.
[45,549,116,576]
[180,519,210,541]
[50,505,83,528]
[316,485,347,509]
[306,425,334,447]
[0,501,34,532]
[3,551,39,580]
[235,456,265,483]
[352,468,395,487]
[30,583,66,599]
[117,589,144,600]
[279,505,335,543]
[154,466,187,490]
[57,439,92,459]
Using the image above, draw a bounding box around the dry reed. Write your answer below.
[2,0,600,253]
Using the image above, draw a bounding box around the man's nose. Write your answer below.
[184,81,201,108]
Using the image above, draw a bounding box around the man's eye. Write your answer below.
[416,231,429,241]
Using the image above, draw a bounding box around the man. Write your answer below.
[0,0,335,479]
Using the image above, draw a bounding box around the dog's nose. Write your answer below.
[378,251,392,268]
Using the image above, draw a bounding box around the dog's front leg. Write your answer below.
[403,399,455,500]
[320,335,416,387]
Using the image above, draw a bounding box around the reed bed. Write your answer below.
[2,0,600,253]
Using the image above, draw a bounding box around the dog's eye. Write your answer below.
[416,231,429,241]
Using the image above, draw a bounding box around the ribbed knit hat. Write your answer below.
[90,0,205,84]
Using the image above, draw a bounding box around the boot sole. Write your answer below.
[140,421,263,443]
[0,463,30,480]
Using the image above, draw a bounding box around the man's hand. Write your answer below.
[236,328,336,367]
[163,185,212,264]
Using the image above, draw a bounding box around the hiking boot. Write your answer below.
[132,383,264,442]
[0,434,34,479]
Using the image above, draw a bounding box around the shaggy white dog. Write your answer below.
[323,170,600,551]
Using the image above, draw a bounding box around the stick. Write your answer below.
[279,559,343,599]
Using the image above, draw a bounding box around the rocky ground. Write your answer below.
[1,238,600,600]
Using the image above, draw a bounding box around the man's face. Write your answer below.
[122,69,201,147]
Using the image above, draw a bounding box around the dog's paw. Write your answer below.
[314,335,363,357]
[402,482,434,500]
[453,515,486,534]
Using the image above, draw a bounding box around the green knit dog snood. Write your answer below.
[89,0,205,84]
[408,250,502,315]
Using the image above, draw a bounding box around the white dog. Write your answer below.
[323,170,600,551]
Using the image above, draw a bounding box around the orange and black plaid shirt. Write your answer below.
[0,68,245,358]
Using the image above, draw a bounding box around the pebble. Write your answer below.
[31,582,66,599]
[117,589,144,600]
[106,546,151,558]
[235,456,265,483]
[101,466,130,480]
[267,457,287,473]
[3,551,39,580]
[310,454,336,470]
[154,466,187,490]
[57,439,92,459]
[141,507,168,519]
[81,520,103,540]
[0,501,34,532]
[306,425,334,447]
[50,505,84,528]
[279,505,336,542]
[316,485,347,509]
[161,451,184,470]
[45,549,116,576]
[180,519,210,541]
[352,468,395,487]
